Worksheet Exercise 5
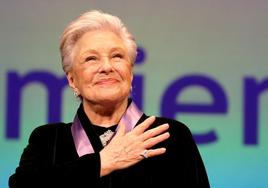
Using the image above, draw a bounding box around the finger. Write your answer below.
[114,123,126,138]
[144,132,170,149]
[140,148,167,159]
[132,116,156,135]
[141,123,169,141]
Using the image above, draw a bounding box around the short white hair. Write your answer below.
[60,10,137,73]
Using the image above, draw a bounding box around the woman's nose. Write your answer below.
[99,57,113,73]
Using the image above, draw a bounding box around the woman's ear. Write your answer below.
[130,68,133,82]
[66,72,80,97]
[66,71,76,90]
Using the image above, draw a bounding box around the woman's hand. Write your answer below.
[99,116,170,177]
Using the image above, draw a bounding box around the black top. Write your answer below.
[9,104,210,188]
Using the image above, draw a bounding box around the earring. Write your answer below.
[73,89,79,98]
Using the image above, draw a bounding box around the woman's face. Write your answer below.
[67,30,133,105]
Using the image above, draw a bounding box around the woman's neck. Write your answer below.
[82,98,128,127]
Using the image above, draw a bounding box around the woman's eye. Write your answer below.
[112,53,123,59]
[85,56,97,62]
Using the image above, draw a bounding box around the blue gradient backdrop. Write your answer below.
[1,1,268,188]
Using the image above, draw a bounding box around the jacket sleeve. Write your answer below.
[148,117,210,187]
[8,125,101,188]
[175,122,210,187]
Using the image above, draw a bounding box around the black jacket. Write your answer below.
[9,105,210,188]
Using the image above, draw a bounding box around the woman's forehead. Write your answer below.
[75,31,128,54]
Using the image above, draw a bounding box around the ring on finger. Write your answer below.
[140,149,149,158]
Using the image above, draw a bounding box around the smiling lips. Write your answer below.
[96,78,119,86]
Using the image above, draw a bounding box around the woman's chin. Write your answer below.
[96,92,128,104]
[83,86,130,105]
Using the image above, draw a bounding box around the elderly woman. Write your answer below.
[9,10,210,188]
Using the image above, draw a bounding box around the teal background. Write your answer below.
[1,0,268,187]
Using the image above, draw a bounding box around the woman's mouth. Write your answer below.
[96,78,119,86]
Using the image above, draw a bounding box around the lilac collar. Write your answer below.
[71,101,143,157]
